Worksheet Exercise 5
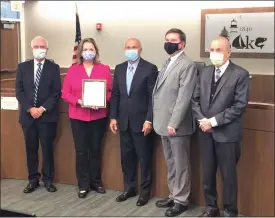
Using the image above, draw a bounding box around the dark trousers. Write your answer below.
[70,117,107,190]
[119,122,153,197]
[22,121,57,184]
[198,131,241,215]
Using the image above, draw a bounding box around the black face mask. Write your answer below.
[164,42,181,55]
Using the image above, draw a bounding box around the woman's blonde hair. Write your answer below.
[76,38,100,64]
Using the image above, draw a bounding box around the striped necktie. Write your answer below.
[215,68,221,82]
[33,63,42,106]
[158,58,171,80]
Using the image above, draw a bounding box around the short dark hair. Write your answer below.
[165,28,186,43]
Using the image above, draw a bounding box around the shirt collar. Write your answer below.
[216,59,230,73]
[127,57,140,70]
[34,58,45,66]
[170,49,184,61]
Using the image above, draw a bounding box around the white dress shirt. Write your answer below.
[209,60,230,127]
[165,50,184,73]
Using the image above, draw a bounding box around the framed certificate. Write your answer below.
[82,79,106,108]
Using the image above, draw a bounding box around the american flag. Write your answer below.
[72,3,81,64]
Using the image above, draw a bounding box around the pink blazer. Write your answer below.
[62,63,113,121]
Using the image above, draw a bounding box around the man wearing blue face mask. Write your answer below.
[110,38,158,206]
[15,36,61,194]
[192,36,250,217]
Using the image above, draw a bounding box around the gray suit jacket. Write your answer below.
[192,61,250,143]
[152,52,197,136]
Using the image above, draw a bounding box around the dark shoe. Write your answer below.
[44,183,57,192]
[116,190,136,202]
[199,208,220,217]
[23,182,40,193]
[136,195,149,206]
[155,198,174,208]
[78,190,89,198]
[165,203,188,217]
[223,210,237,217]
[93,186,106,194]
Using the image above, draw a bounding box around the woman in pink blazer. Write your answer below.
[62,38,112,198]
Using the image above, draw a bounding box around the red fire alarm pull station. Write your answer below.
[96,23,102,31]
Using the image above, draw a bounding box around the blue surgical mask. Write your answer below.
[82,51,96,60]
[125,49,139,61]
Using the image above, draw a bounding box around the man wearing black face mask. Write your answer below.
[153,28,197,217]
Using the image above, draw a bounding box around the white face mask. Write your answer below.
[33,48,47,59]
[210,52,224,66]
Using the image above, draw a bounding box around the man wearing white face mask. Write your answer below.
[110,38,158,206]
[15,36,61,193]
[192,36,250,217]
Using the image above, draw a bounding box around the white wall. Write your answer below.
[22,1,274,74]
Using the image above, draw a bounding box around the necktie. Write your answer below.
[126,65,134,95]
[158,58,171,80]
[33,63,42,106]
[215,68,221,82]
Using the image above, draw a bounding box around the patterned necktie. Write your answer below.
[126,65,134,95]
[158,58,171,80]
[33,63,42,106]
[215,68,221,82]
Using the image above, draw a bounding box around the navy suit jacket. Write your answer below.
[109,58,158,132]
[15,59,61,127]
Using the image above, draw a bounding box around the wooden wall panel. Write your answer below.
[1,68,274,103]
[1,91,274,216]
[0,22,20,72]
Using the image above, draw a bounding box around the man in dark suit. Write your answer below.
[15,36,61,193]
[192,36,250,217]
[109,38,158,206]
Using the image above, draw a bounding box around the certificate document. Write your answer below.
[82,79,106,108]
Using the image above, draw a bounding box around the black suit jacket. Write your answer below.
[15,59,61,127]
[109,58,158,132]
[192,60,250,142]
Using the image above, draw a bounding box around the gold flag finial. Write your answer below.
[75,2,78,14]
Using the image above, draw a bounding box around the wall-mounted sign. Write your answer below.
[1,97,18,110]
[201,7,274,59]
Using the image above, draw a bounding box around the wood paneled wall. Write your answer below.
[1,87,274,216]
[0,22,20,72]
[1,68,274,103]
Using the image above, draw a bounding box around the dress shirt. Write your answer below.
[209,59,230,127]
[165,49,184,73]
[34,59,45,82]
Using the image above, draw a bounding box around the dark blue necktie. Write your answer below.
[33,63,42,106]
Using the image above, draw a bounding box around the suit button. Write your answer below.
[211,94,214,97]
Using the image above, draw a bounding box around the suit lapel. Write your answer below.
[211,62,234,104]
[156,53,185,90]
[205,66,214,108]
[29,59,35,86]
[120,62,128,96]
[129,59,144,96]
[39,59,49,84]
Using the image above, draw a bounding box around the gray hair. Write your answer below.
[31,36,49,48]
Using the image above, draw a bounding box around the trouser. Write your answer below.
[161,135,191,206]
[199,131,241,215]
[70,117,107,190]
[119,123,154,197]
[22,121,57,184]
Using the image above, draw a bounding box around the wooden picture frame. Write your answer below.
[82,79,106,108]
[200,7,274,59]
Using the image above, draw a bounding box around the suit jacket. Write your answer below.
[109,58,158,132]
[15,59,61,127]
[191,60,250,143]
[152,52,197,136]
